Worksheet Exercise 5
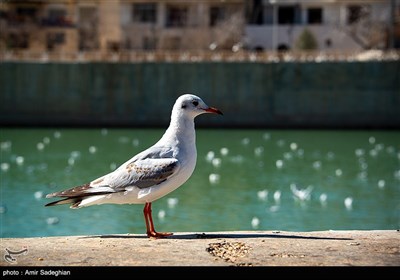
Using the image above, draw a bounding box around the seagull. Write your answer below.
[45,94,223,238]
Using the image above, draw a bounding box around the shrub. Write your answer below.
[295,28,318,50]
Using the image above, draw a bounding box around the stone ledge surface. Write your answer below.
[1,230,399,266]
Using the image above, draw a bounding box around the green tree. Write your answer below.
[295,28,318,50]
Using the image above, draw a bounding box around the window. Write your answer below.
[44,8,68,26]
[78,7,98,50]
[8,33,29,49]
[347,5,362,24]
[46,32,65,50]
[307,8,322,24]
[15,7,37,23]
[263,6,274,25]
[247,0,263,25]
[166,6,188,27]
[0,10,6,20]
[79,6,97,22]
[278,6,300,24]
[16,7,37,18]
[210,6,225,27]
[132,3,156,23]
[48,9,66,21]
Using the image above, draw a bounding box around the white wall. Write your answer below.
[245,1,390,51]
[245,25,362,51]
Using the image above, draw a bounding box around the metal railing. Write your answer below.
[1,49,399,63]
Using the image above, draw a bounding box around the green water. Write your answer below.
[0,128,399,237]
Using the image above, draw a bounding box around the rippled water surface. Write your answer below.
[1,128,399,237]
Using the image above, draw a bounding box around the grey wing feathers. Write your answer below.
[46,183,115,198]
[111,158,179,190]
[46,158,179,199]
[45,183,115,207]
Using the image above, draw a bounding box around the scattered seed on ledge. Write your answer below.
[206,241,251,264]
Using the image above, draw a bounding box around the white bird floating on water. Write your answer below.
[157,209,166,220]
[209,173,221,185]
[290,142,298,151]
[275,160,284,169]
[36,142,45,151]
[88,146,97,154]
[45,94,222,238]
[377,179,385,189]
[34,191,44,200]
[319,193,328,205]
[46,217,59,225]
[220,147,229,156]
[273,190,281,203]
[212,158,222,168]
[257,189,268,201]
[241,138,250,146]
[1,163,10,172]
[344,197,353,210]
[290,183,313,201]
[205,151,215,162]
[0,141,12,151]
[251,217,260,229]
[167,197,179,208]
[15,156,24,166]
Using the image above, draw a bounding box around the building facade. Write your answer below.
[245,0,399,51]
[0,0,244,53]
[0,0,398,54]
[120,0,244,50]
[0,0,79,52]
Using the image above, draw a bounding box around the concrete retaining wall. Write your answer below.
[1,231,399,266]
[1,61,399,128]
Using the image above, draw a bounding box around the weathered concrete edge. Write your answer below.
[1,230,399,266]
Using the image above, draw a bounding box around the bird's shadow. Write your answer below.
[81,232,353,241]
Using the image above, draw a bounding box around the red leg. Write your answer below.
[143,202,173,238]
[143,203,152,234]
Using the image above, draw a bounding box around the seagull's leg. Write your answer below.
[143,202,152,236]
[143,202,173,238]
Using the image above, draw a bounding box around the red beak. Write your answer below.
[204,107,223,115]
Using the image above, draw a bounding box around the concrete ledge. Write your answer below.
[1,230,399,266]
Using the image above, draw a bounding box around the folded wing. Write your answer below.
[45,158,180,207]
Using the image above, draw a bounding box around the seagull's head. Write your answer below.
[174,94,223,119]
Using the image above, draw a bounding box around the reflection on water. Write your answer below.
[0,128,399,237]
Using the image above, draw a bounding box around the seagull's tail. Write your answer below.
[45,197,82,208]
[45,183,114,209]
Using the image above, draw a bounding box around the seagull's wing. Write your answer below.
[107,144,179,191]
[46,145,180,199]
[105,157,179,191]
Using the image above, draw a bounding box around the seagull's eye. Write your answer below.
[192,101,199,107]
